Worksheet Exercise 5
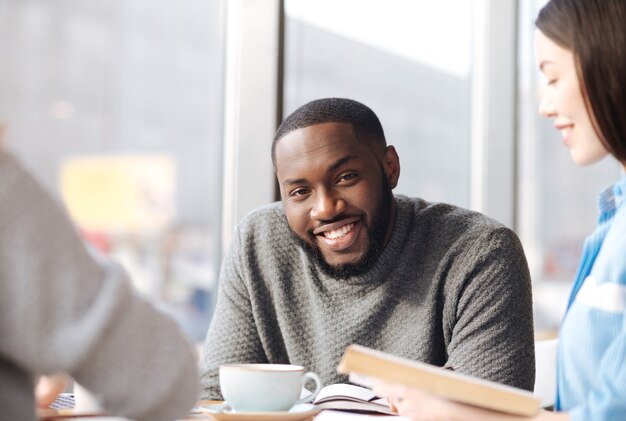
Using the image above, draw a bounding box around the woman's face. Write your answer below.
[535,29,608,166]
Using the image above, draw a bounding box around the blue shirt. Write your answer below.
[557,174,626,420]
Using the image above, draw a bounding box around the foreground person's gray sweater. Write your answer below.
[0,152,199,421]
[201,196,535,399]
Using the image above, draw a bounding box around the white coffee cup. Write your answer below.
[219,363,321,412]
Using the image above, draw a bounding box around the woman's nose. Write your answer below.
[538,89,556,118]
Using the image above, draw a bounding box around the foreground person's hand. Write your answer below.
[35,374,68,408]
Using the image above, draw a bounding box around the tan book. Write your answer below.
[337,344,541,417]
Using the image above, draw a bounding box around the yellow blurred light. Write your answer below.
[59,155,176,233]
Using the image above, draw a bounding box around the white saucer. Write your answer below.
[199,404,320,421]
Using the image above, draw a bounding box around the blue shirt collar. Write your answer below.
[596,174,626,221]
[613,173,626,210]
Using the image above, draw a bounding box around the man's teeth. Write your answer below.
[323,222,355,239]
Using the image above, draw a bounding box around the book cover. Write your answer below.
[337,344,541,417]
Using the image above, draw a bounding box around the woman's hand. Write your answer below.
[372,381,564,421]
[35,374,68,408]
[374,381,460,421]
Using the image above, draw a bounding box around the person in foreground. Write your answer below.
[200,97,535,398]
[374,0,626,420]
[0,146,199,420]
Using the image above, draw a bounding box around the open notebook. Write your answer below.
[49,393,74,410]
[313,383,395,415]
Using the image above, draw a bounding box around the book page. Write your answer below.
[315,384,380,404]
[313,383,394,415]
[315,410,408,420]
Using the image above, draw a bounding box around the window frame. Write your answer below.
[221,0,520,249]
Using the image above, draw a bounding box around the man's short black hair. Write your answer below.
[272,98,387,168]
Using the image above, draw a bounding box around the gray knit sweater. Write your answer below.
[0,152,199,421]
[200,196,535,399]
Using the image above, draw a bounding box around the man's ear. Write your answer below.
[383,145,400,189]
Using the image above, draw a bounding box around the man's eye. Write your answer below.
[289,188,309,197]
[339,173,356,182]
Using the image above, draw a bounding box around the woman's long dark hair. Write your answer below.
[536,0,626,164]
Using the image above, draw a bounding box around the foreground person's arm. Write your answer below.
[0,151,199,421]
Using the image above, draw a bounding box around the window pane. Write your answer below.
[0,0,225,341]
[517,0,622,334]
[284,0,472,206]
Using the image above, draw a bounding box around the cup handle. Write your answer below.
[295,372,322,405]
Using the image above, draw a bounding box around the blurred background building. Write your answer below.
[0,0,622,340]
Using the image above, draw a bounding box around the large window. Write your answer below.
[284,0,473,206]
[283,0,625,336]
[4,0,621,340]
[0,0,225,340]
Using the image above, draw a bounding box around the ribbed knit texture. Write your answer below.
[200,196,535,399]
[0,152,199,421]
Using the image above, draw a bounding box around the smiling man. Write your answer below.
[200,98,535,398]
[276,120,397,278]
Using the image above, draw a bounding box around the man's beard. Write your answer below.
[292,172,394,279]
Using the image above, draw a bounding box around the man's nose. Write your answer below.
[311,190,345,221]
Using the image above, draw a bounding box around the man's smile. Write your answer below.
[312,216,363,252]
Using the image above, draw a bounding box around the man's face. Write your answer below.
[275,122,399,277]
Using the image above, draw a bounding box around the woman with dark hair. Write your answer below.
[373,0,626,420]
